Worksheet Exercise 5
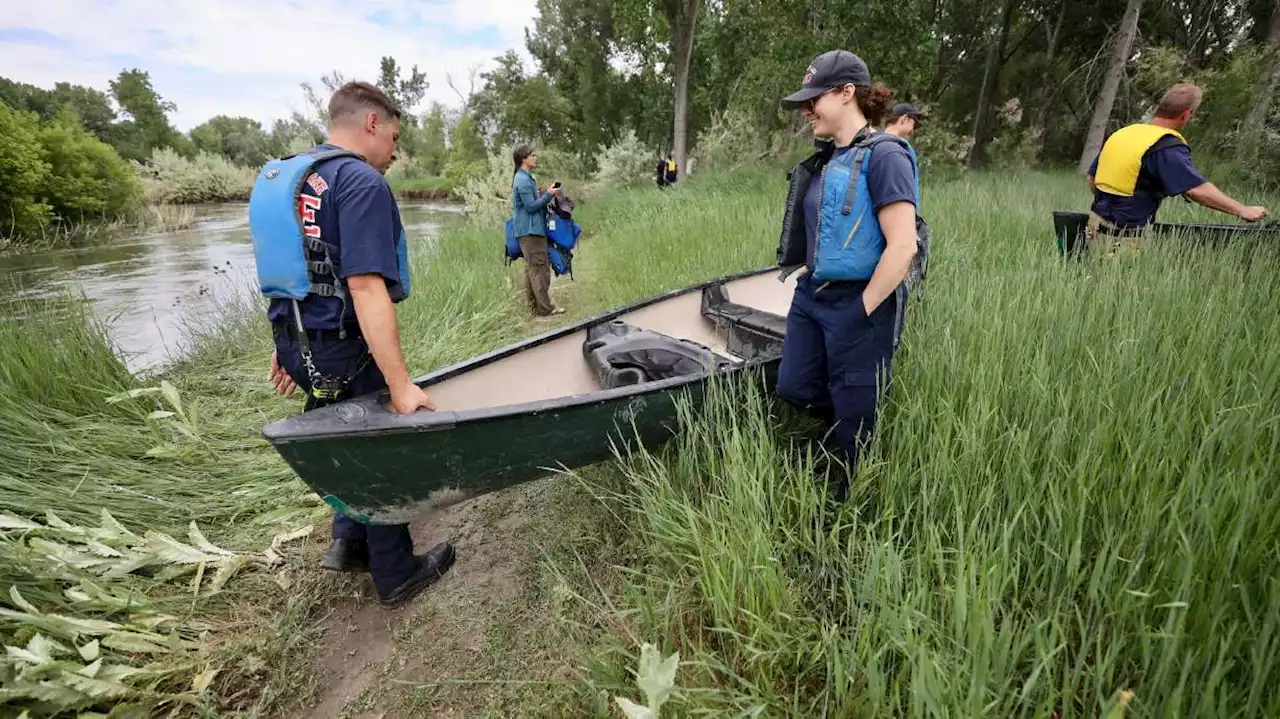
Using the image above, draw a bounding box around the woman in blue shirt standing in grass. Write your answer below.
[511,144,565,317]
[774,50,922,502]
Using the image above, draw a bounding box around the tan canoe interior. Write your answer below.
[425,271,799,412]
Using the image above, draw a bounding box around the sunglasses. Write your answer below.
[803,84,853,111]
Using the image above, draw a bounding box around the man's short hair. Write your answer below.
[328,82,402,128]
[1154,83,1203,119]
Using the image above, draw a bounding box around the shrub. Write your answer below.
[0,104,54,239]
[386,150,449,187]
[985,98,1040,172]
[911,119,971,182]
[692,109,769,174]
[38,111,143,223]
[590,130,656,192]
[135,148,256,204]
[533,147,591,185]
[456,151,515,227]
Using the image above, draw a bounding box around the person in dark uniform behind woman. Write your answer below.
[774,50,922,501]
[260,81,455,608]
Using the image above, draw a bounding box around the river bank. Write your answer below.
[3,168,1280,716]
[0,201,461,375]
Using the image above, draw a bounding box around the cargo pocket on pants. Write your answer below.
[830,369,882,455]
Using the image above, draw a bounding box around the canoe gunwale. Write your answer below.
[1053,209,1280,256]
[261,265,784,445]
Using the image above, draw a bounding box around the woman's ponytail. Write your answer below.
[512,144,534,176]
[855,83,895,126]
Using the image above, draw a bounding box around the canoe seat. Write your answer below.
[583,320,733,390]
[700,284,787,360]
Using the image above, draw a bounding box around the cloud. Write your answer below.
[1,0,538,130]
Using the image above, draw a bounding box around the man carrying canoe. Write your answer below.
[1085,83,1268,253]
[252,81,455,608]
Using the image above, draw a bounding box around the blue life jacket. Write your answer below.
[811,133,920,283]
[248,148,411,306]
[505,213,580,278]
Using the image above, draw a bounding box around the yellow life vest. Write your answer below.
[1094,123,1187,197]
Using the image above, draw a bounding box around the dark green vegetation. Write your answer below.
[0,101,141,241]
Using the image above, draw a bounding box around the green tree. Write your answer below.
[300,70,347,130]
[48,83,117,141]
[376,57,429,112]
[190,115,272,167]
[444,113,489,186]
[471,51,574,148]
[109,69,186,161]
[269,115,324,157]
[0,77,53,116]
[0,77,119,147]
[609,0,704,176]
[0,103,53,239]
[526,0,632,155]
[420,103,450,175]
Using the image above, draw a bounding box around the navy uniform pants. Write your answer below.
[272,323,419,596]
[776,274,905,473]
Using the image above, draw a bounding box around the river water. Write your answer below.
[0,201,461,374]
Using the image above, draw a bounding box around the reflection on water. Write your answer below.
[0,201,461,374]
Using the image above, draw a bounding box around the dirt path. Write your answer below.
[284,250,617,718]
[287,476,604,718]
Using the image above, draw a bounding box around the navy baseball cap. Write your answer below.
[892,103,922,119]
[780,50,872,110]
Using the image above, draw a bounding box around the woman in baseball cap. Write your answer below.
[774,50,922,502]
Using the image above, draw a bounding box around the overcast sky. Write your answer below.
[2,0,538,131]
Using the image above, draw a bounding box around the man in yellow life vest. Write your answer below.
[1085,83,1268,253]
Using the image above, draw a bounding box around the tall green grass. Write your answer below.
[5,163,1279,715]
[565,171,1280,716]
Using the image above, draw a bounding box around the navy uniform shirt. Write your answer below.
[267,144,405,330]
[804,141,917,259]
[1089,135,1207,229]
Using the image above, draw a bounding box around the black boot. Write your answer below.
[378,542,457,608]
[319,538,370,573]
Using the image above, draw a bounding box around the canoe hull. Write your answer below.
[1053,210,1280,256]
[263,267,791,524]
[271,361,779,524]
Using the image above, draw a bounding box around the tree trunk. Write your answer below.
[1241,1,1280,143]
[968,0,1017,168]
[1032,0,1066,161]
[1077,0,1143,174]
[665,0,701,178]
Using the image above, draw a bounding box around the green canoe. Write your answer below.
[1053,210,1280,256]
[262,267,797,524]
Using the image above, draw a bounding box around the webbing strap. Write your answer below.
[305,236,338,254]
[308,283,338,297]
[841,148,869,215]
[301,148,365,164]
[308,259,334,276]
